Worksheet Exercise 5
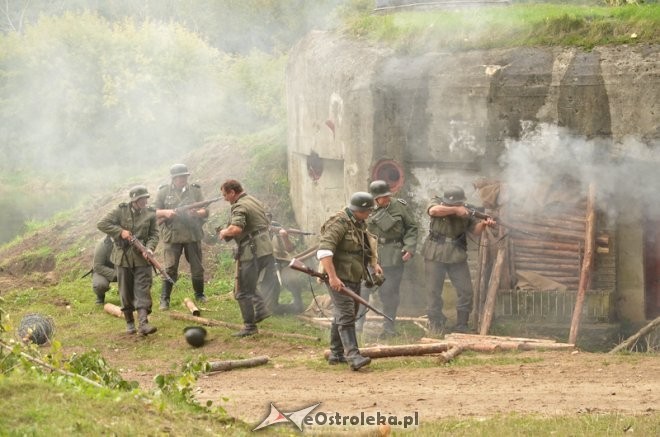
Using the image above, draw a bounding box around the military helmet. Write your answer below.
[183,326,207,348]
[349,191,375,212]
[368,180,392,199]
[128,185,150,201]
[170,163,190,177]
[441,186,466,206]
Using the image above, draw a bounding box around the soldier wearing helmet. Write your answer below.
[97,185,159,335]
[421,185,495,333]
[356,180,418,338]
[154,164,209,309]
[316,191,383,371]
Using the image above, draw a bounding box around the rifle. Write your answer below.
[158,196,223,224]
[270,221,315,236]
[464,205,542,238]
[128,236,175,284]
[80,268,93,279]
[288,258,393,322]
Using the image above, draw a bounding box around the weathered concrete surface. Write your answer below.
[286,31,659,322]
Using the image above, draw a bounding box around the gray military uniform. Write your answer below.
[421,196,478,328]
[97,203,159,315]
[92,235,117,304]
[364,197,418,334]
[228,192,274,329]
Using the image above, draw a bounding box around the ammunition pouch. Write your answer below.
[428,231,467,251]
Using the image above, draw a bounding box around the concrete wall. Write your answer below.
[286,33,660,321]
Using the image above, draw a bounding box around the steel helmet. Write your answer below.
[128,185,150,201]
[349,192,375,212]
[183,326,207,348]
[441,186,466,206]
[170,163,190,177]
[368,180,392,199]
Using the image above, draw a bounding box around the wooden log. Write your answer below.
[419,337,501,353]
[323,342,450,359]
[169,312,321,342]
[509,216,585,232]
[104,303,125,319]
[508,222,587,241]
[514,248,581,258]
[207,356,269,372]
[569,183,596,344]
[297,315,332,328]
[473,234,487,331]
[515,262,578,271]
[183,298,201,316]
[609,315,660,354]
[514,255,579,264]
[444,333,558,343]
[513,239,582,252]
[480,240,507,335]
[437,345,463,364]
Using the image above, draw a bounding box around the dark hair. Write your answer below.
[221,179,243,193]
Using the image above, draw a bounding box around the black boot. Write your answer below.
[192,278,206,303]
[338,324,371,371]
[123,310,136,334]
[253,294,271,324]
[94,288,105,305]
[453,310,470,333]
[159,282,173,310]
[137,309,157,336]
[327,323,347,365]
[233,298,258,337]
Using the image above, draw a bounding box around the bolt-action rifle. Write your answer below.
[463,205,541,238]
[288,258,393,322]
[269,221,315,236]
[128,236,175,284]
[157,196,223,225]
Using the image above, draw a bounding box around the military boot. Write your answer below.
[137,309,157,336]
[159,282,173,310]
[338,324,371,371]
[453,310,470,333]
[192,278,207,303]
[253,294,271,324]
[327,323,347,365]
[124,310,136,335]
[233,298,258,337]
[94,289,105,305]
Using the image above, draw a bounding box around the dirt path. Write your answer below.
[194,351,659,427]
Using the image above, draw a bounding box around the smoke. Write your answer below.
[500,122,660,220]
[0,1,344,244]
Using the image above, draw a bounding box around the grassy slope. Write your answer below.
[345,3,660,51]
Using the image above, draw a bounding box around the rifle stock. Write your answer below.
[270,224,315,236]
[288,258,393,322]
[128,236,175,284]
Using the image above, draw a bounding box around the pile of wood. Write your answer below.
[323,333,575,363]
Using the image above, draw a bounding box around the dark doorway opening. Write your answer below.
[643,217,660,319]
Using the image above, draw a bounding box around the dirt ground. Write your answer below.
[189,346,659,428]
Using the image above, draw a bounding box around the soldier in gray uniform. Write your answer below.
[361,180,418,337]
[92,234,117,305]
[155,164,208,309]
[97,185,159,335]
[217,179,273,337]
[421,186,494,333]
[317,192,383,371]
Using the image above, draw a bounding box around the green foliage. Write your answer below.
[66,349,139,390]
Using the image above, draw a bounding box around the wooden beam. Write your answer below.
[569,183,596,344]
